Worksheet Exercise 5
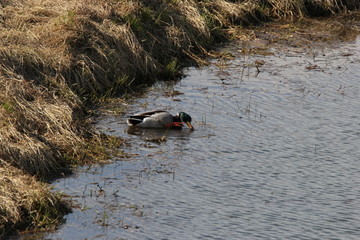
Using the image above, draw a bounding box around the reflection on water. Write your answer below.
[16,36,360,239]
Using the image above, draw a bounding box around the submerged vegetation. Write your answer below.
[0,0,359,237]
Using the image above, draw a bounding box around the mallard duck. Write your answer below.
[127,110,194,130]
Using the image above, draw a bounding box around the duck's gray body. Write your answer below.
[127,110,194,130]
[127,110,177,128]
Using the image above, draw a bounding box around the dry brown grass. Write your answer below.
[201,0,261,26]
[0,0,359,236]
[0,164,70,238]
[0,74,83,176]
[261,0,357,19]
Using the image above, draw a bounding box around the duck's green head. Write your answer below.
[178,112,194,130]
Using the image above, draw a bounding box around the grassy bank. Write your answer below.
[0,0,359,237]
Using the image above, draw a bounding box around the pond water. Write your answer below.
[16,34,360,239]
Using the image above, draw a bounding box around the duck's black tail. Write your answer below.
[127,116,144,126]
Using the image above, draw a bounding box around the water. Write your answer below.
[17,35,360,239]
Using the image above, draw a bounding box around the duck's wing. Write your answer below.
[131,110,168,118]
[147,111,174,123]
[127,110,173,127]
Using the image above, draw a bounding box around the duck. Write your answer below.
[127,110,194,130]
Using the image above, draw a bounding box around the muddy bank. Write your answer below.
[0,0,359,237]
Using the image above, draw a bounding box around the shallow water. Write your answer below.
[16,35,360,239]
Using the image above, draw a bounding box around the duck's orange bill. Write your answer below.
[186,122,194,130]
